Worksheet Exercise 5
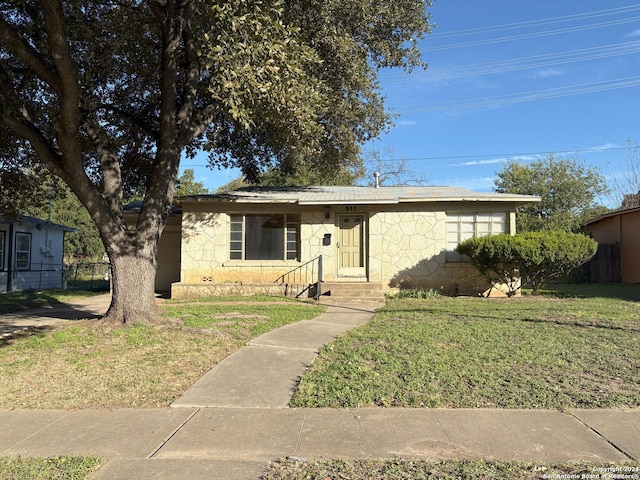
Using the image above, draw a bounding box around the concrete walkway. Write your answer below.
[1,296,639,479]
[171,303,376,409]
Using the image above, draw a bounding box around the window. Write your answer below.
[446,212,507,262]
[229,214,300,261]
[0,232,4,270]
[16,232,31,270]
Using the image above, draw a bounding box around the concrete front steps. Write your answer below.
[317,282,385,304]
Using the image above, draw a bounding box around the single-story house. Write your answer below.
[0,215,76,293]
[583,206,640,283]
[158,186,539,300]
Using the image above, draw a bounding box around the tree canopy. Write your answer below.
[23,178,105,261]
[608,139,640,209]
[175,169,210,197]
[1,0,433,323]
[494,155,608,232]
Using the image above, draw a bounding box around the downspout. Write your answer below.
[6,223,13,292]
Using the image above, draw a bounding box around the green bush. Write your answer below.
[389,288,441,299]
[457,231,597,296]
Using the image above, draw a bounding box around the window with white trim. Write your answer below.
[446,212,507,262]
[229,214,300,261]
[16,232,31,270]
[0,232,4,270]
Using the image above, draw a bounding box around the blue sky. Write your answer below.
[181,1,640,205]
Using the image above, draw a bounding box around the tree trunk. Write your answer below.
[104,252,160,324]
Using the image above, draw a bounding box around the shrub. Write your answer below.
[389,288,441,299]
[457,231,598,296]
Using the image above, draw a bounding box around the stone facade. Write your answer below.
[171,198,518,299]
[367,207,513,296]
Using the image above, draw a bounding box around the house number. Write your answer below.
[345,206,357,211]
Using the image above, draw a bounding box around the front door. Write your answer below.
[338,214,366,276]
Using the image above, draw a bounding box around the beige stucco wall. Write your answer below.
[123,211,181,293]
[586,215,620,244]
[586,209,640,283]
[155,216,181,292]
[172,201,517,298]
[620,210,640,282]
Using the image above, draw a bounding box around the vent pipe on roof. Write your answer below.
[374,171,380,188]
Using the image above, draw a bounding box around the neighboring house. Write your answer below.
[583,206,640,283]
[161,186,539,300]
[123,202,183,293]
[0,215,76,293]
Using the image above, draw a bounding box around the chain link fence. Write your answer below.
[68,262,111,291]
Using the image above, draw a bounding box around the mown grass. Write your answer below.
[291,284,640,409]
[263,458,640,480]
[0,455,103,480]
[0,297,324,409]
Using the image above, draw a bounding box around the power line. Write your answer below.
[367,146,629,164]
[182,147,629,167]
[423,16,640,51]
[393,76,640,113]
[381,41,640,84]
[429,4,640,39]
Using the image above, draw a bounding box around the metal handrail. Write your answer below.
[274,255,323,300]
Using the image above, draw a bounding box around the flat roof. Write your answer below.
[177,186,540,206]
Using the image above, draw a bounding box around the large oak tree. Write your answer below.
[1,0,432,323]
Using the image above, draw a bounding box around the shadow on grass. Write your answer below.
[515,315,640,333]
[535,282,640,302]
[0,291,65,315]
[0,286,110,315]
[385,309,640,334]
[0,324,59,347]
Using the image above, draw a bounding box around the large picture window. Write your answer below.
[230,214,300,261]
[16,232,31,270]
[446,212,507,262]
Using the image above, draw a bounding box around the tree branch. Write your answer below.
[41,0,81,155]
[0,15,61,92]
[176,0,200,146]
[97,103,160,141]
[83,119,124,214]
[137,0,183,234]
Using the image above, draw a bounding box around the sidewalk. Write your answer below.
[2,407,638,479]
[1,298,639,479]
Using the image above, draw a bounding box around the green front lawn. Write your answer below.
[0,297,324,409]
[263,458,640,480]
[0,456,103,480]
[292,284,640,409]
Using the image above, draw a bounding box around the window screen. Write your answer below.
[229,214,299,261]
[446,212,507,262]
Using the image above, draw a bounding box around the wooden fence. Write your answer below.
[584,243,621,283]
